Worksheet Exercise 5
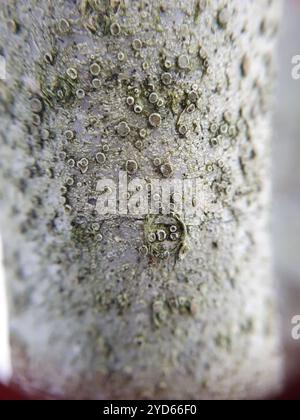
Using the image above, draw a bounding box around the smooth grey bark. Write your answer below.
[0,0,282,399]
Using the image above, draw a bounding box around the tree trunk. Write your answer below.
[0,0,282,399]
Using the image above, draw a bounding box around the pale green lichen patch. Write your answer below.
[144,214,187,261]
[152,294,198,328]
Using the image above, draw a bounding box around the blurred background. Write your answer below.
[0,0,300,399]
[273,0,300,388]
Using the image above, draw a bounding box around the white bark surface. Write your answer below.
[0,240,11,383]
[0,0,282,399]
